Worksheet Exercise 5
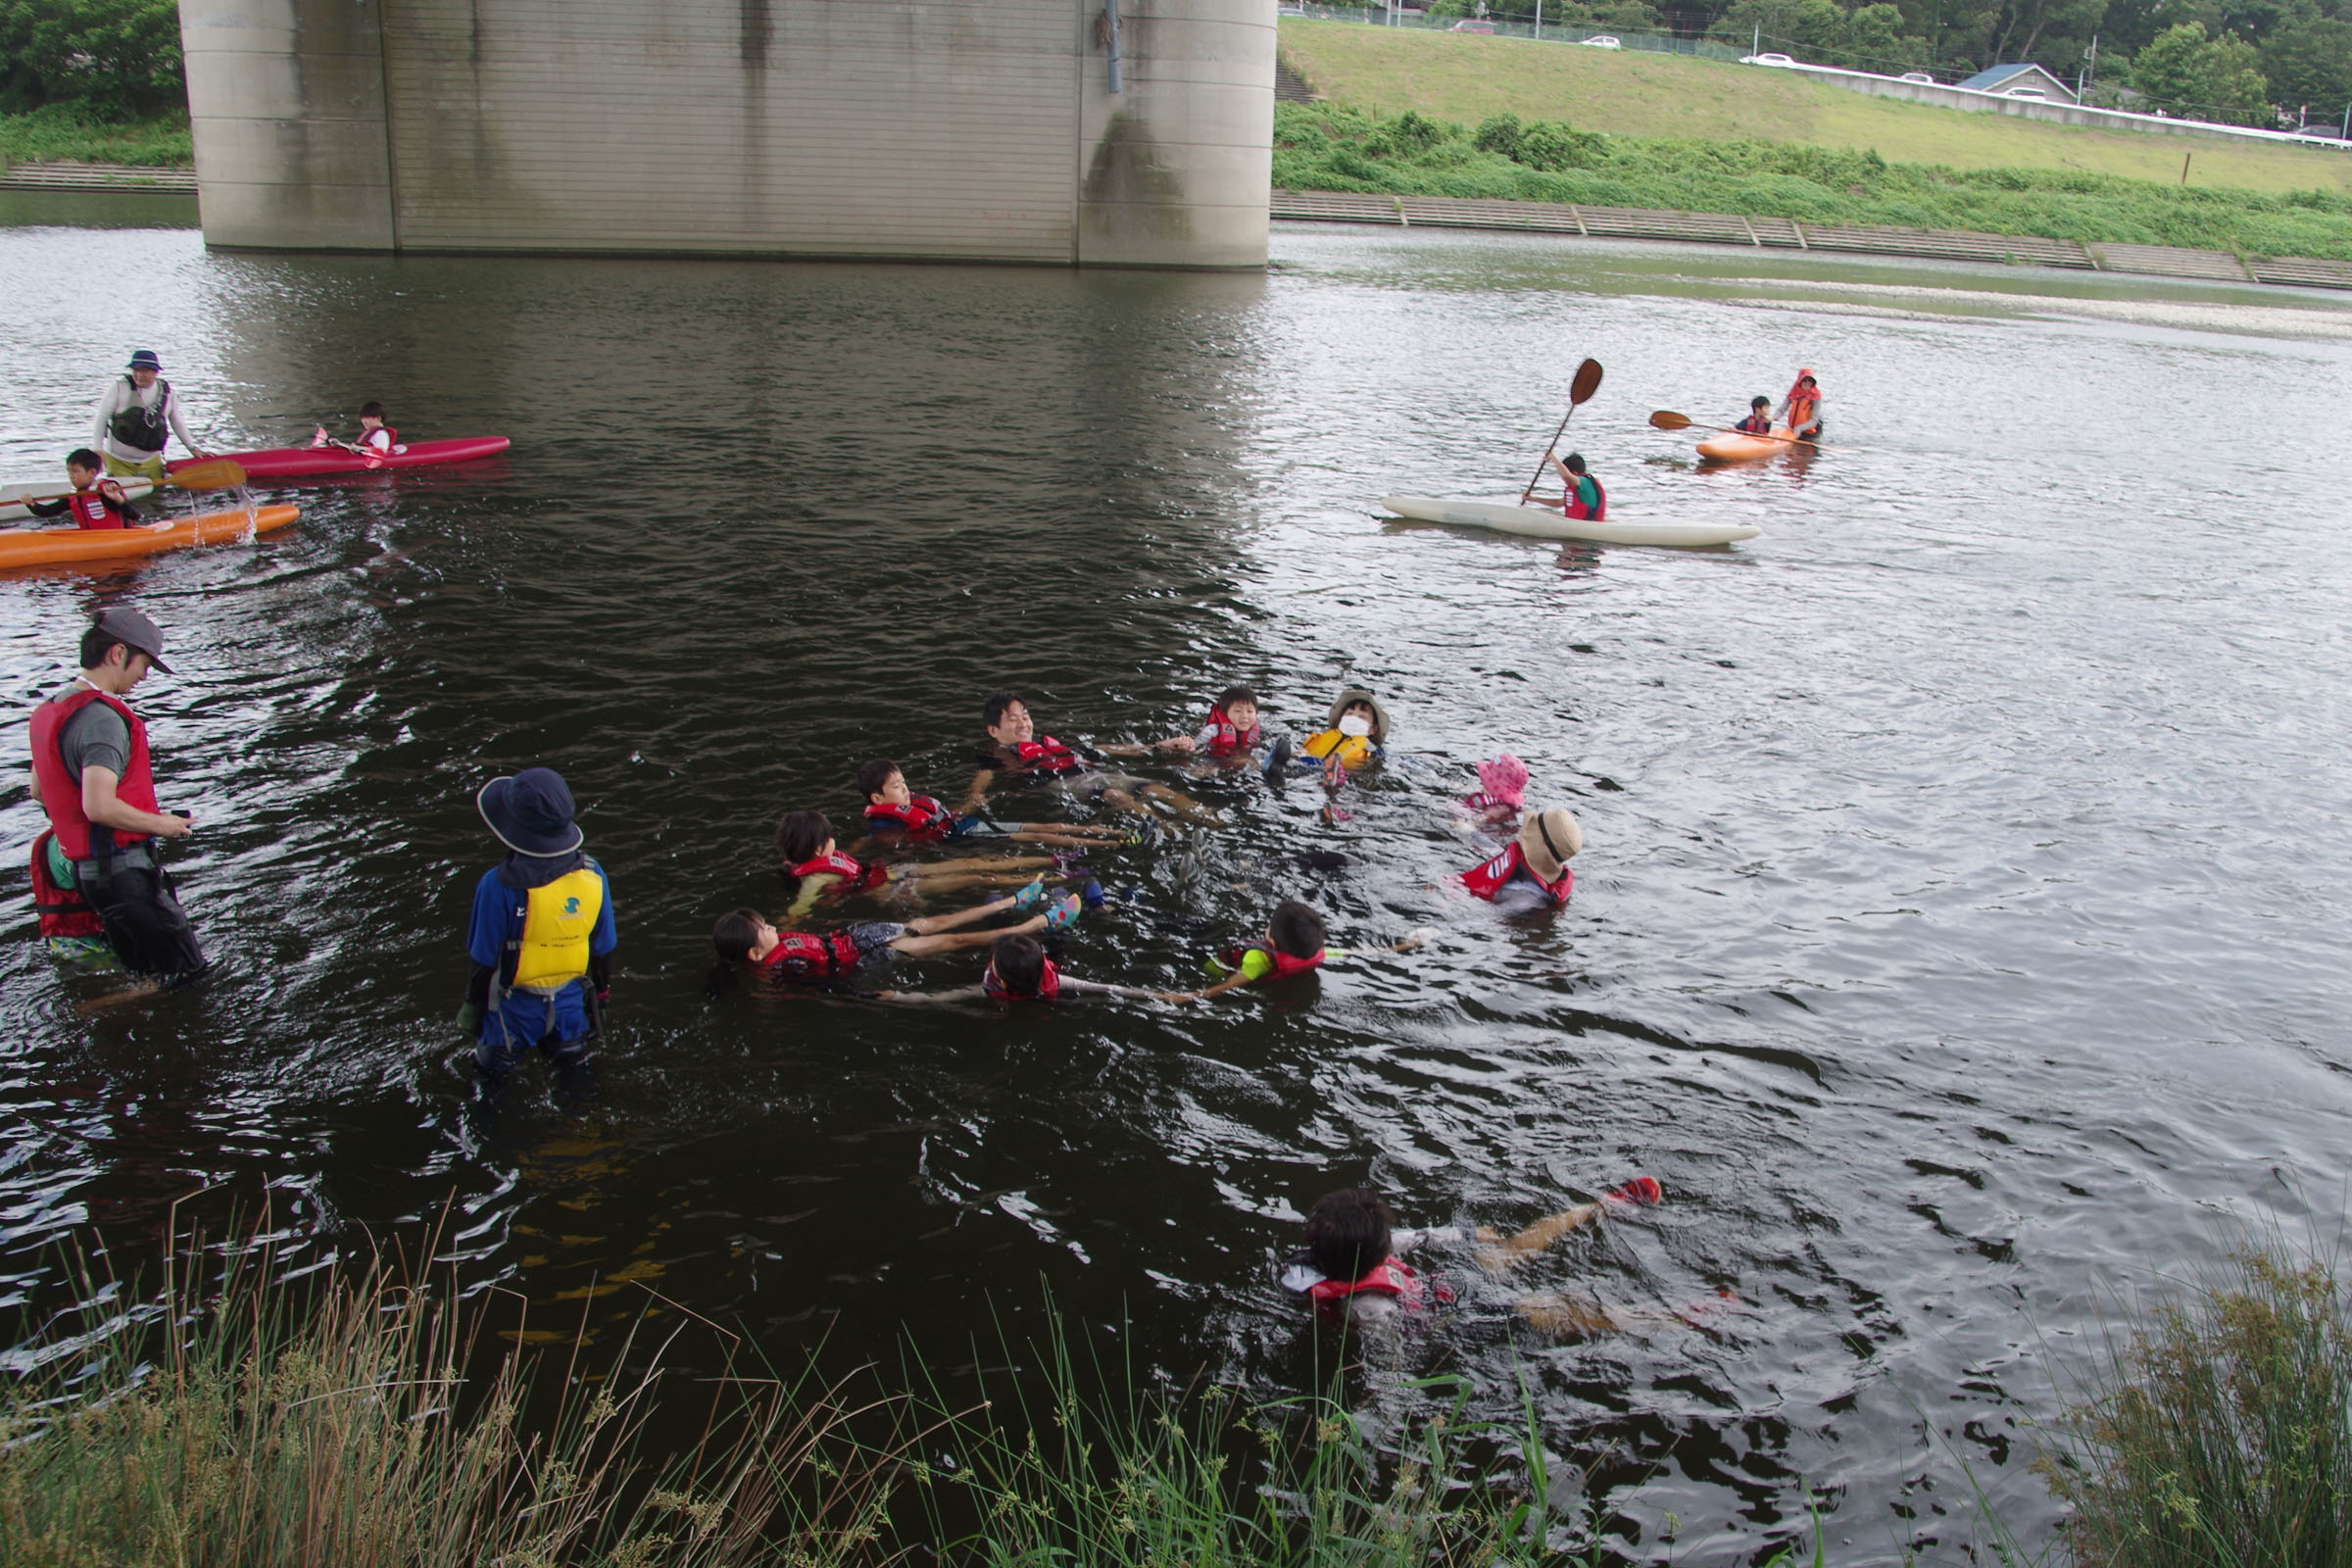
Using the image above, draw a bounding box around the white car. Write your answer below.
[1741,52,1796,66]
[1579,33,1622,48]
[1898,72,1936,84]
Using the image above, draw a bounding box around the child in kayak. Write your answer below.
[1778,370,1824,442]
[857,760,1137,852]
[963,691,1211,824]
[1535,452,1604,519]
[774,808,1054,915]
[1459,807,1580,910]
[1280,1180,1666,1333]
[1733,396,1774,436]
[713,893,1080,991]
[25,450,148,530]
[313,402,403,466]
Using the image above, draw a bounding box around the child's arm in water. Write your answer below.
[961,766,997,812]
[1474,1178,1662,1275]
[1155,932,1430,1004]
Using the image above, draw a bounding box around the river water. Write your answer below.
[4,193,2351,1561]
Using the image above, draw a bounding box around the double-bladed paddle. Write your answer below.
[1649,410,1837,451]
[1518,358,1604,507]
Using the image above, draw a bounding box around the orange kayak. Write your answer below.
[0,504,299,568]
[1697,425,1808,463]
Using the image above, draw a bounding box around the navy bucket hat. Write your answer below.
[477,767,583,857]
[125,349,162,371]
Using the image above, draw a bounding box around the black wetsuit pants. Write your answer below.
[76,862,207,985]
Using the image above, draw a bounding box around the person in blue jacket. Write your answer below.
[458,767,616,1078]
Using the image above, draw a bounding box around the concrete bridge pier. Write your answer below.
[180,0,1274,269]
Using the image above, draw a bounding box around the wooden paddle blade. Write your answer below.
[166,460,247,491]
[1648,410,1693,430]
[1568,358,1604,405]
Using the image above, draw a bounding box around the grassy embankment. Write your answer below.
[0,105,192,168]
[1279,20,2352,260]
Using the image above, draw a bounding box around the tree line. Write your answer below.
[2,0,183,118]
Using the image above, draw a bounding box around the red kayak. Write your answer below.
[171,436,510,481]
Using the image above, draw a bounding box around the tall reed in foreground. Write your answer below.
[2043,1233,2352,1567]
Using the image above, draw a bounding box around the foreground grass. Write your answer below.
[1280,19,2352,199]
[1274,101,2352,260]
[0,106,193,169]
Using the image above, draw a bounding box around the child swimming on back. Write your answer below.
[775,808,1054,917]
[1145,686,1265,763]
[964,691,1214,825]
[713,892,1080,991]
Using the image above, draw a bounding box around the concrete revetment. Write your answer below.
[180,0,1274,269]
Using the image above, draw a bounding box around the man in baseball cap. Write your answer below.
[24,607,206,983]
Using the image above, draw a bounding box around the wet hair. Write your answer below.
[990,933,1048,998]
[1304,1188,1396,1284]
[981,690,1026,730]
[1561,452,1589,474]
[360,401,386,419]
[1268,900,1326,959]
[855,758,902,800]
[78,627,129,670]
[66,447,102,471]
[712,907,765,963]
[1214,685,1258,714]
[1750,396,1771,409]
[773,809,833,867]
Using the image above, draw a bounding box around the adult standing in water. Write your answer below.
[91,350,211,483]
[25,608,207,985]
[1778,368,1825,445]
[460,767,616,1080]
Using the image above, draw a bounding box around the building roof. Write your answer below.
[1957,63,2075,100]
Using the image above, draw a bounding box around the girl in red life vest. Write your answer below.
[1460,807,1579,909]
[773,808,1057,917]
[1282,1180,1668,1332]
[313,402,403,466]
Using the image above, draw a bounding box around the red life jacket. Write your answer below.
[27,685,159,860]
[1305,1256,1423,1308]
[1221,941,1325,982]
[1459,841,1573,906]
[29,830,102,939]
[67,484,130,530]
[1735,414,1773,435]
[984,954,1061,1001]
[360,426,399,468]
[1566,475,1607,521]
[757,930,862,983]
[982,736,1083,776]
[863,794,956,844]
[1204,708,1261,755]
[788,851,887,897]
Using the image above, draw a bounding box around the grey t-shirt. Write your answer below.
[53,684,131,782]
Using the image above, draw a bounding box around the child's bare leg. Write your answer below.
[892,912,1047,957]
[1139,780,1219,825]
[904,895,1022,937]
[1515,1292,1623,1339]
[905,872,1045,898]
[1475,1201,1604,1274]
[1009,828,1108,849]
[913,854,1054,876]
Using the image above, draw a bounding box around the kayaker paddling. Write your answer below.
[91,351,211,483]
[1531,451,1605,520]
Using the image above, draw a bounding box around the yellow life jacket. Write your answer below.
[509,864,605,991]
[1302,730,1375,768]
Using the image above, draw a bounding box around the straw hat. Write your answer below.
[1324,687,1391,744]
[1518,808,1582,883]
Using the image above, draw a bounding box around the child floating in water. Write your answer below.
[775,808,1054,916]
[1459,807,1579,910]
[1265,687,1390,792]
[1281,1180,1665,1336]
[1155,901,1429,1003]
[713,891,1080,991]
[879,931,1154,1004]
[857,760,1137,852]
[1149,686,1265,761]
[1457,753,1527,831]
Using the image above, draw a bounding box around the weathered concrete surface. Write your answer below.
[181,0,1274,269]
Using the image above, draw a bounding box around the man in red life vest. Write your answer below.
[963,689,1211,825]
[25,607,207,984]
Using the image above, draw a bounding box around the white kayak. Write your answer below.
[0,474,158,524]
[1380,495,1760,549]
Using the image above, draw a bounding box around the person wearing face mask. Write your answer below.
[1262,687,1391,791]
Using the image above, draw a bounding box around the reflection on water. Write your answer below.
[5,206,2352,1561]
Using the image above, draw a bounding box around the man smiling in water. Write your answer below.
[962,690,1210,825]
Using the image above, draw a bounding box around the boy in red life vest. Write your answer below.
[774,808,1057,917]
[1733,396,1774,436]
[1153,903,1430,1004]
[1149,686,1266,762]
[313,401,403,466]
[856,760,1138,852]
[963,690,1212,825]
[878,932,1156,1005]
[25,607,205,985]
[1533,451,1605,520]
[1459,807,1579,910]
[24,449,152,531]
[712,890,1080,990]
[1281,1179,1667,1334]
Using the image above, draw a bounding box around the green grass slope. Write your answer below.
[1280,19,2352,200]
